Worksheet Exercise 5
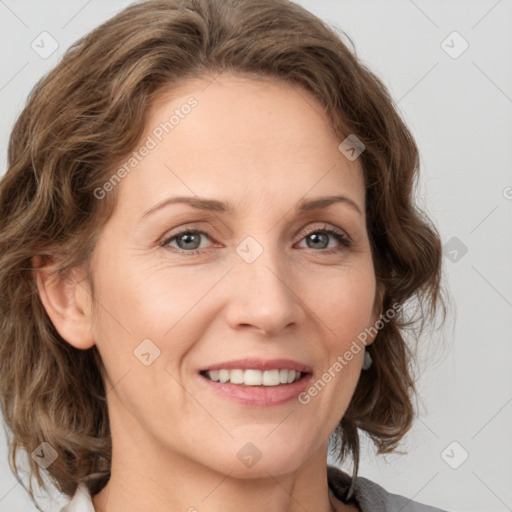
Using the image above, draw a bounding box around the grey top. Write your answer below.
[61,466,450,511]
[328,465,450,512]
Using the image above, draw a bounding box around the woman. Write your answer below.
[0,0,448,511]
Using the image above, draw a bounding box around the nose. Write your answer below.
[223,244,305,337]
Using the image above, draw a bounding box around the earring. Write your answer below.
[362,349,373,370]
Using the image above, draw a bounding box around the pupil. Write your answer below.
[309,232,327,249]
[179,233,200,250]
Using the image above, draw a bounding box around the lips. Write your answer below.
[197,358,313,406]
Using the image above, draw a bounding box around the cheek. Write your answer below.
[89,259,230,371]
[91,258,215,330]
[317,265,376,403]
[308,262,377,344]
[90,241,376,370]
[92,254,376,342]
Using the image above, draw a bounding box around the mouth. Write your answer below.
[200,368,307,386]
[197,359,313,407]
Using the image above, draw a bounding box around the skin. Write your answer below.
[36,73,384,512]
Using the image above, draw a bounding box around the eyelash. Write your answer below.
[159,224,352,256]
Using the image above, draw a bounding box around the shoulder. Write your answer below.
[327,465,452,512]
[61,483,95,512]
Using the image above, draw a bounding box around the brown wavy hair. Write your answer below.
[0,0,446,507]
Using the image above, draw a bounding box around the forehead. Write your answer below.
[113,73,365,219]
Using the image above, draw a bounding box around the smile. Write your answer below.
[201,368,304,386]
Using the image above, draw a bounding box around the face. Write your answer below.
[83,73,380,477]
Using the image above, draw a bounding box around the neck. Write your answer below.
[93,449,342,512]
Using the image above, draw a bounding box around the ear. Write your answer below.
[32,256,95,350]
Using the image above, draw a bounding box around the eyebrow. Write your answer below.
[141,194,363,219]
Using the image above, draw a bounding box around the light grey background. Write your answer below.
[1,1,511,511]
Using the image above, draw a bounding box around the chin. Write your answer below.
[202,438,313,479]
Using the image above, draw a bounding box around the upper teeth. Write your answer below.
[204,369,302,386]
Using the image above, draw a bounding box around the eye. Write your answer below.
[296,224,352,253]
[160,224,351,256]
[161,229,213,255]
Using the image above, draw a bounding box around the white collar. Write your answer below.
[61,483,95,512]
